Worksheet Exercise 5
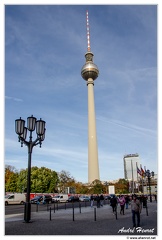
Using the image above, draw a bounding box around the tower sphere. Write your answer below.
[81,52,99,81]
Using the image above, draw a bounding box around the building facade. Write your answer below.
[123,154,140,181]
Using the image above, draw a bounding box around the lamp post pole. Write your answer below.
[104,181,108,194]
[148,174,152,202]
[25,137,33,223]
[146,169,154,203]
[15,115,46,223]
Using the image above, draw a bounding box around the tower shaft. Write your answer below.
[87,78,100,182]
[81,11,100,183]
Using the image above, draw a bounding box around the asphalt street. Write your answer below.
[5,201,157,236]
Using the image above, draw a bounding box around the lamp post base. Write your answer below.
[24,202,31,223]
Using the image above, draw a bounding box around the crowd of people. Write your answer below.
[111,194,157,227]
[89,193,156,228]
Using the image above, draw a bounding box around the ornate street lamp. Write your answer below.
[145,169,154,202]
[15,115,46,223]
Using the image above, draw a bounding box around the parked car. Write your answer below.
[67,196,79,202]
[52,196,60,202]
[109,194,116,199]
[52,194,68,203]
[30,195,52,204]
[5,193,26,206]
[43,194,52,203]
[79,196,90,202]
[30,196,43,204]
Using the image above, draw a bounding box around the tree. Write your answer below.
[89,179,104,194]
[115,178,129,194]
[16,168,27,192]
[5,165,19,192]
[58,170,75,193]
[5,165,17,184]
[16,166,59,193]
[73,182,89,194]
[30,167,59,193]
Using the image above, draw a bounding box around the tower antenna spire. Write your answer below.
[86,10,91,52]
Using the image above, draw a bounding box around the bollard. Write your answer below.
[94,207,96,221]
[49,207,51,221]
[53,203,55,213]
[115,206,118,220]
[36,203,38,212]
[65,202,66,210]
[47,202,49,211]
[146,204,148,216]
[73,204,74,221]
[79,202,81,213]
[57,202,58,211]
[115,209,118,220]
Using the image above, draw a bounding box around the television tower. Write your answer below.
[81,10,100,183]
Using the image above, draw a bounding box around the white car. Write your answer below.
[5,193,26,205]
[52,194,68,203]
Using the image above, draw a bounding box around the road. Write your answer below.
[5,200,101,215]
[5,201,157,235]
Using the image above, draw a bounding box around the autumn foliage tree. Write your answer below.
[5,165,19,192]
[5,165,129,195]
[5,165,59,193]
[114,178,129,194]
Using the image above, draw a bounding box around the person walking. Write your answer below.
[42,195,46,204]
[96,194,100,208]
[100,194,104,207]
[142,195,147,208]
[131,194,141,228]
[90,194,94,207]
[119,195,126,215]
[125,195,130,209]
[154,194,157,202]
[110,195,118,214]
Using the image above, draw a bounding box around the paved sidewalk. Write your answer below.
[5,202,157,235]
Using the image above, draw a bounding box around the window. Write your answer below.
[9,195,14,199]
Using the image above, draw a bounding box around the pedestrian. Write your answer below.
[131,194,141,228]
[42,195,46,204]
[142,195,147,208]
[96,194,100,208]
[90,194,94,207]
[100,194,104,207]
[110,195,117,214]
[118,195,126,215]
[125,195,130,209]
[154,194,157,202]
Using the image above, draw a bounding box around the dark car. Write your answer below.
[109,194,116,199]
[43,194,52,203]
[30,195,43,204]
[30,195,52,204]
[68,196,79,202]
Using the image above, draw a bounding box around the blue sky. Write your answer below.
[4,4,157,183]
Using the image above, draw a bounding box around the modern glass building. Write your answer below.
[123,154,140,181]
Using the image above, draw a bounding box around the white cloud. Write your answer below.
[5,96,23,102]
